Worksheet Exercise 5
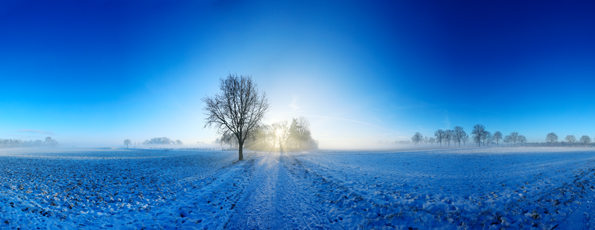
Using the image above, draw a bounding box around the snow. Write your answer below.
[1,147,595,229]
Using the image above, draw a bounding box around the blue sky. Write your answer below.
[1,0,594,147]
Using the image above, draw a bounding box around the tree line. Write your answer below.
[217,117,318,152]
[411,124,527,147]
[0,137,58,148]
[142,137,183,145]
[545,133,591,146]
[410,125,595,147]
[122,137,183,148]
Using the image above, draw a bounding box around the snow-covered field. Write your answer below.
[2,147,595,229]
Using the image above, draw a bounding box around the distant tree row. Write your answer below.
[548,133,591,146]
[128,137,184,146]
[410,127,595,148]
[495,133,591,147]
[0,137,58,148]
[217,117,318,152]
[410,124,527,147]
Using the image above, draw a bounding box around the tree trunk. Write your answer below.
[238,143,244,161]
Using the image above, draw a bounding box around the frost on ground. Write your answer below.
[2,147,595,229]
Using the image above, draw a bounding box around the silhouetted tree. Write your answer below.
[435,129,446,146]
[124,139,131,148]
[445,130,453,147]
[453,126,464,146]
[429,137,436,145]
[580,135,591,146]
[510,132,519,146]
[461,133,469,146]
[504,135,511,146]
[143,137,175,145]
[472,124,486,147]
[283,117,318,151]
[272,120,289,151]
[493,131,503,146]
[411,132,423,145]
[44,137,58,147]
[203,74,269,161]
[546,132,558,146]
[565,135,576,147]
[518,135,527,146]
[482,131,492,146]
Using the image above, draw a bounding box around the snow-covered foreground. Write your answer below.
[2,147,595,229]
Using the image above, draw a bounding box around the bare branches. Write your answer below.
[411,132,423,145]
[434,129,445,146]
[509,132,519,146]
[546,132,558,146]
[493,131,503,146]
[472,124,485,147]
[452,126,465,147]
[203,74,269,160]
[580,135,591,145]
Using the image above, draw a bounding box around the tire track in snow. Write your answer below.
[225,152,335,229]
[173,158,256,229]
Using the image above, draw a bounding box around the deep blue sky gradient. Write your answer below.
[1,0,594,147]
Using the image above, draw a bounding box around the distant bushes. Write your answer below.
[0,137,58,148]
[142,137,183,145]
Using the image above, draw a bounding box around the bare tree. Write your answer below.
[283,117,317,151]
[423,136,429,145]
[44,137,58,147]
[504,135,511,146]
[429,137,436,145]
[272,120,289,151]
[453,126,464,146]
[580,135,591,146]
[411,132,423,145]
[435,129,446,146]
[472,124,485,147]
[493,131,503,146]
[546,132,558,146]
[203,74,269,161]
[565,135,576,147]
[510,132,519,146]
[482,131,492,146]
[124,139,131,148]
[461,132,468,146]
[518,135,527,146]
[445,130,453,147]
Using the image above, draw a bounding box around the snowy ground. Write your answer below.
[2,147,595,229]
